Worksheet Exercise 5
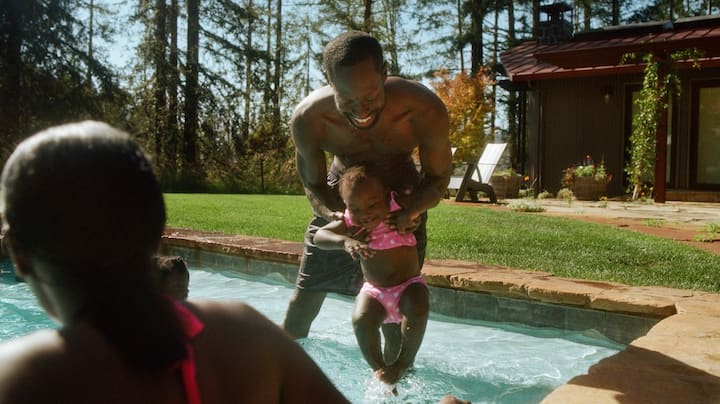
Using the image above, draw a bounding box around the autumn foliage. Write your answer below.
[430,68,494,163]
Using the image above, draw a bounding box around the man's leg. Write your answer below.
[381,323,401,363]
[282,288,327,339]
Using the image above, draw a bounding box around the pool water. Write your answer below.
[0,262,623,403]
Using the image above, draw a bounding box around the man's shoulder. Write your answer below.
[385,77,444,109]
[292,85,335,121]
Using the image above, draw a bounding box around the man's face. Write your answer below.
[330,58,387,130]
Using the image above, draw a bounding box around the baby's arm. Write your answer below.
[314,220,374,260]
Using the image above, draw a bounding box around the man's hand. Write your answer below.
[385,189,422,235]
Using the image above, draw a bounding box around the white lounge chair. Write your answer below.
[447,143,507,203]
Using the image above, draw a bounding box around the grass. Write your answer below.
[164,194,720,293]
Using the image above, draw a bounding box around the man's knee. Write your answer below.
[400,284,429,320]
[283,289,326,338]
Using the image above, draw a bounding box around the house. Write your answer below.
[499,2,720,202]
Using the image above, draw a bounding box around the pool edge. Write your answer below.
[160,227,720,403]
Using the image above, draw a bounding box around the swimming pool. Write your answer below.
[0,260,623,403]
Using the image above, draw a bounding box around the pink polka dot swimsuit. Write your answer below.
[344,191,425,324]
[343,192,417,250]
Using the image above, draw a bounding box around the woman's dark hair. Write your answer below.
[322,30,384,82]
[0,121,186,371]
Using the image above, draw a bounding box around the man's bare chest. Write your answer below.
[323,122,416,159]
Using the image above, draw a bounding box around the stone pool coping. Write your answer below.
[161,227,720,403]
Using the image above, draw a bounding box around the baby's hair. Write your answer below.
[152,255,188,282]
[338,165,385,198]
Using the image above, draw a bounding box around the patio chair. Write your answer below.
[447,143,507,204]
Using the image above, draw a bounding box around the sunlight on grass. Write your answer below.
[164,194,720,293]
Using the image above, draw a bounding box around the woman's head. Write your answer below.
[0,121,165,275]
[338,165,389,229]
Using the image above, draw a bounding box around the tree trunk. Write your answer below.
[383,0,400,75]
[2,0,23,146]
[612,0,619,25]
[363,0,373,33]
[490,0,499,139]
[183,0,200,171]
[154,0,167,159]
[469,0,484,75]
[456,0,464,72]
[583,1,591,31]
[243,0,254,143]
[87,0,94,84]
[272,0,282,138]
[166,0,179,175]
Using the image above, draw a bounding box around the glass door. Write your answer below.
[691,83,720,189]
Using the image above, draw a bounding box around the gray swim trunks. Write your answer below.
[294,213,428,296]
[295,158,428,295]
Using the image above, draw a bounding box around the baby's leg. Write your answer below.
[385,282,430,383]
[401,281,429,356]
[352,292,388,371]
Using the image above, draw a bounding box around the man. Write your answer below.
[282,31,451,361]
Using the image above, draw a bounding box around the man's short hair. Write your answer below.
[322,31,384,82]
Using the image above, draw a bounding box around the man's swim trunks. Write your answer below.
[294,159,427,295]
[360,276,427,324]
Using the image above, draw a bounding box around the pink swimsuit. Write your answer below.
[360,276,427,324]
[344,192,425,324]
[343,192,416,250]
[172,301,204,404]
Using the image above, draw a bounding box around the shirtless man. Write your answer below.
[281,30,451,356]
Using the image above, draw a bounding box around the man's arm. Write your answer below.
[391,86,452,232]
[291,113,344,221]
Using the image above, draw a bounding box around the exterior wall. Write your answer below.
[524,67,720,197]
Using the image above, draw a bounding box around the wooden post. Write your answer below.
[654,55,668,203]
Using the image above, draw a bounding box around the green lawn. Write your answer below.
[164,193,720,293]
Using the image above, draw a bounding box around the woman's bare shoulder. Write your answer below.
[187,299,289,344]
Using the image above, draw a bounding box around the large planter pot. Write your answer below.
[571,176,609,201]
[490,175,523,199]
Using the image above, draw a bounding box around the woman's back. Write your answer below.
[0,121,348,404]
[0,300,347,404]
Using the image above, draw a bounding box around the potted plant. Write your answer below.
[561,156,612,201]
[490,168,523,199]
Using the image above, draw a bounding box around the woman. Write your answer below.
[0,121,348,404]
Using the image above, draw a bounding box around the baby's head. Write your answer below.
[152,255,189,300]
[338,165,389,229]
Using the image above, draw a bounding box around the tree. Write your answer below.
[0,0,121,160]
[431,68,494,162]
[166,0,180,176]
[153,0,167,157]
[183,0,200,172]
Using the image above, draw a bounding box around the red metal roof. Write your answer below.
[501,16,720,82]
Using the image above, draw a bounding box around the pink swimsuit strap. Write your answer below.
[172,300,204,404]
